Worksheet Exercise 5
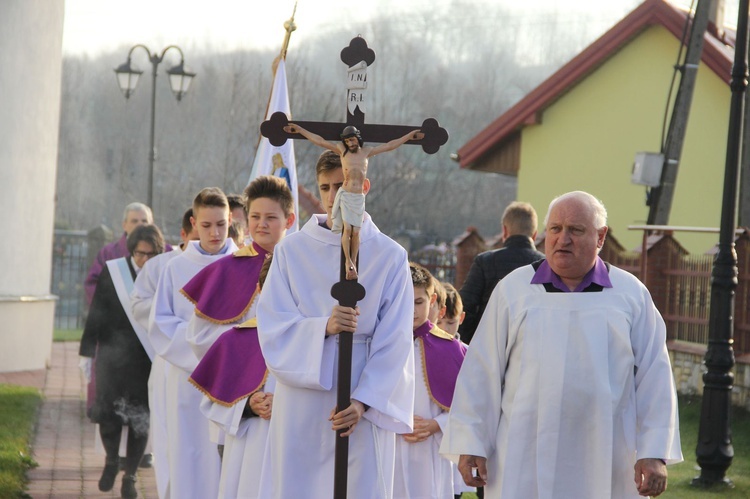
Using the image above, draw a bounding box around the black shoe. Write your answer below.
[98,462,119,492]
[138,453,153,469]
[121,474,138,499]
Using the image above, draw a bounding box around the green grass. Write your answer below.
[661,395,750,498]
[458,395,750,498]
[53,328,82,342]
[0,384,41,499]
[0,383,746,498]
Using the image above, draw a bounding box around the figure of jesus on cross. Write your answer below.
[284,123,424,279]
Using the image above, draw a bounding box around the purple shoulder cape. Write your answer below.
[189,323,268,406]
[181,242,268,324]
[414,321,467,410]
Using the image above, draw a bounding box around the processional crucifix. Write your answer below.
[260,36,448,499]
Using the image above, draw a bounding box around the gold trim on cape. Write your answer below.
[180,286,259,326]
[416,337,451,412]
[188,369,270,408]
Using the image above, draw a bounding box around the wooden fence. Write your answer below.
[57,223,749,354]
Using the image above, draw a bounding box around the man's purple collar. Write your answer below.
[531,257,612,292]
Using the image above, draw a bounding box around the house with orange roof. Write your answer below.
[455,0,738,252]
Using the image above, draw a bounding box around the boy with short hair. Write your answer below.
[436,282,475,499]
[181,176,294,499]
[184,175,295,360]
[130,207,197,499]
[437,282,466,339]
[393,263,467,498]
[189,255,276,499]
[429,277,447,325]
[228,219,246,248]
[227,193,248,232]
[149,187,238,499]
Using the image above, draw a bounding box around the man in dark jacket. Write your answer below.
[459,202,545,344]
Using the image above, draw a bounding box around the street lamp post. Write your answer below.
[692,0,749,489]
[114,45,196,209]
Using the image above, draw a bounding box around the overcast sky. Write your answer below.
[63,0,736,57]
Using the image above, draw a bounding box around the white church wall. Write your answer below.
[0,1,65,372]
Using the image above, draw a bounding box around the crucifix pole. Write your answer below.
[330,255,365,497]
[260,36,448,499]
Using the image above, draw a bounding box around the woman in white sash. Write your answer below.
[80,224,165,499]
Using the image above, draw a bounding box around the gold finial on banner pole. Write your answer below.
[272,2,297,75]
[280,1,297,60]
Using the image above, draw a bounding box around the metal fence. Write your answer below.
[409,244,457,284]
[51,230,89,329]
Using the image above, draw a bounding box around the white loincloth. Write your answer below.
[331,189,365,234]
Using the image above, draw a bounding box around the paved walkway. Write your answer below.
[0,342,158,499]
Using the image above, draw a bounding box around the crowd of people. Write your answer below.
[80,150,682,499]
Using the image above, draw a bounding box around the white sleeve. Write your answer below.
[440,283,510,463]
[631,284,683,464]
[257,241,414,434]
[149,265,197,372]
[186,314,231,361]
[131,258,160,332]
[434,410,449,433]
[199,396,250,438]
[257,245,336,391]
[354,252,415,434]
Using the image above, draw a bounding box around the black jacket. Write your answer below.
[458,235,544,343]
[80,261,151,424]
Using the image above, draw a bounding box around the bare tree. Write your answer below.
[56,2,620,243]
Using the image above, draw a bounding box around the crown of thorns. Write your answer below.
[340,126,363,145]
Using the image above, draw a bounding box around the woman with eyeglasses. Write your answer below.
[80,223,165,499]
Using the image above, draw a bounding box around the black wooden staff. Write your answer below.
[330,251,365,498]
